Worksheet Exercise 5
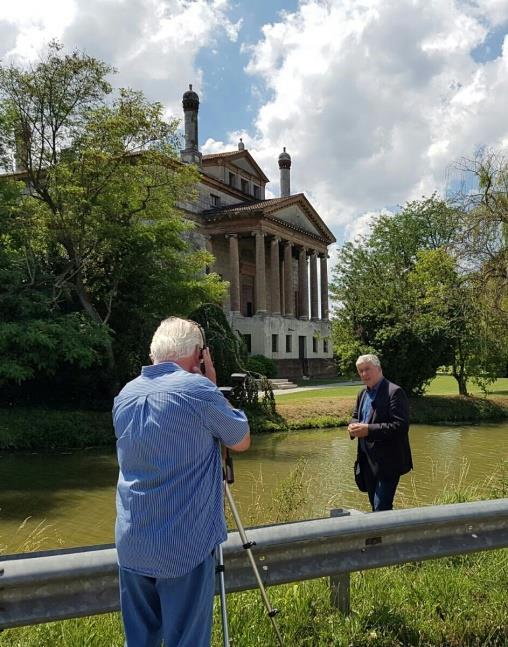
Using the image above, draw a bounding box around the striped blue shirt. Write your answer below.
[113,362,249,578]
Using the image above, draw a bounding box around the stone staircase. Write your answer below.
[268,378,298,390]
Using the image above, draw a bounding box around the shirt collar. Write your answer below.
[366,376,384,395]
[141,362,182,377]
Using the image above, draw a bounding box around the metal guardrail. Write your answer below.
[1,499,507,629]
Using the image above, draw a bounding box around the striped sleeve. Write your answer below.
[195,380,249,445]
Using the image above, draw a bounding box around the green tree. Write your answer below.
[0,178,110,387]
[330,197,463,394]
[410,248,507,394]
[331,192,508,395]
[457,151,508,315]
[0,42,225,394]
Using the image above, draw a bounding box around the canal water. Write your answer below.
[1,423,506,555]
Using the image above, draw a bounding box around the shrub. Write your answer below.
[245,354,277,378]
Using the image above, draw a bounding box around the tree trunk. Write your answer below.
[452,361,468,396]
[74,275,120,396]
[455,373,468,396]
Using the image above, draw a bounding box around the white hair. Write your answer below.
[356,353,381,368]
[150,317,203,363]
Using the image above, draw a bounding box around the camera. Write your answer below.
[219,373,247,408]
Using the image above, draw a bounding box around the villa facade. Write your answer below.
[178,86,337,377]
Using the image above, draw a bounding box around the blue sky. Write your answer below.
[196,0,300,142]
[1,0,508,249]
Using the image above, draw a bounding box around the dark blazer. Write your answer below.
[351,378,413,479]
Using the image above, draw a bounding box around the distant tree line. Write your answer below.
[330,154,508,395]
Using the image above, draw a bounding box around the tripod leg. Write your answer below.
[216,544,230,647]
[224,482,284,646]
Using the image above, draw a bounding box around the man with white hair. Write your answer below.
[348,354,412,512]
[113,317,250,646]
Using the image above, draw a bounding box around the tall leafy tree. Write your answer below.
[0,42,225,395]
[456,150,508,315]
[331,192,507,395]
[407,249,505,395]
[0,178,110,387]
[330,197,464,394]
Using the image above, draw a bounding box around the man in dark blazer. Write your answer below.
[348,354,413,511]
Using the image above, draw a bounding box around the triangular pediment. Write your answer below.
[230,156,262,178]
[202,150,269,183]
[273,203,321,236]
[262,194,336,243]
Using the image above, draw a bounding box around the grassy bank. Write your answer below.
[269,394,508,432]
[0,408,114,451]
[266,375,508,432]
[1,464,507,646]
[1,376,507,450]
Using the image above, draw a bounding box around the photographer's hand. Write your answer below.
[201,347,217,385]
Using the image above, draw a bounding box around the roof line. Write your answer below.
[202,149,270,183]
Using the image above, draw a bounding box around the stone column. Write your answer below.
[227,234,241,313]
[310,251,319,320]
[270,236,281,314]
[320,253,329,320]
[298,246,309,320]
[283,241,295,317]
[254,231,267,314]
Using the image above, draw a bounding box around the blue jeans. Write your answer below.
[119,552,215,647]
[367,476,400,512]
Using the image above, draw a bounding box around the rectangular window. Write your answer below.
[285,334,292,352]
[272,334,279,353]
[228,172,235,187]
[242,334,252,353]
[323,339,329,353]
[253,185,260,199]
[210,193,220,207]
[312,337,318,353]
[241,178,249,193]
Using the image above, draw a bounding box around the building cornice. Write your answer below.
[201,193,336,244]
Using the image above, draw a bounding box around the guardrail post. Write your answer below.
[329,508,351,615]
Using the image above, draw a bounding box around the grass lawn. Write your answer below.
[276,375,508,402]
[272,375,508,428]
[428,374,508,396]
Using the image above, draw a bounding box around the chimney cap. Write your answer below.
[278,146,291,169]
[182,84,199,108]
[278,146,291,161]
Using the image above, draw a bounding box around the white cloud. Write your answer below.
[0,0,239,116]
[344,208,393,243]
[0,0,77,60]
[3,0,508,253]
[236,0,508,245]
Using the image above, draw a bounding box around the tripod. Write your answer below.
[217,449,283,647]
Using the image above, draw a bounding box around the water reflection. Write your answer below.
[0,423,506,554]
